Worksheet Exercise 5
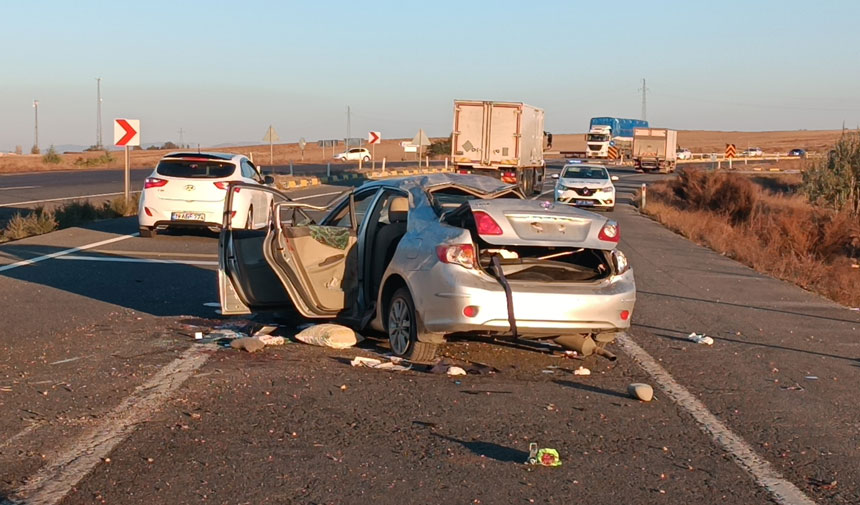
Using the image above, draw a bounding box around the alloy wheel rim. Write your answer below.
[388,298,411,354]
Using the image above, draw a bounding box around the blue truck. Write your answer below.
[585,117,649,158]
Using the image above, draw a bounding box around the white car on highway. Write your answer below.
[333,147,371,162]
[742,147,763,157]
[676,148,692,160]
[138,152,273,237]
[553,163,619,211]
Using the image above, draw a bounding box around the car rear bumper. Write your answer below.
[410,264,635,338]
[138,192,227,229]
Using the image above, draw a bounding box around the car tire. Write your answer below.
[139,226,156,238]
[387,287,437,363]
[606,206,615,212]
[363,156,370,162]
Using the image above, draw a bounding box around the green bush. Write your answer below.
[74,151,114,167]
[802,131,860,215]
[42,145,61,164]
[427,134,452,157]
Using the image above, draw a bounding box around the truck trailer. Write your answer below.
[585,117,649,159]
[451,100,546,195]
[632,128,677,173]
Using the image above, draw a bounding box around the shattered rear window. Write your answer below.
[430,186,522,215]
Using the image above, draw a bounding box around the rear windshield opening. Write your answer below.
[431,187,521,216]
[156,160,236,178]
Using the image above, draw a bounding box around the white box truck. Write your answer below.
[451,100,546,195]
[632,128,678,173]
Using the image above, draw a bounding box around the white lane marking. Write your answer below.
[92,250,216,258]
[616,334,817,505]
[291,190,346,201]
[56,255,217,266]
[0,234,138,273]
[0,191,141,208]
[0,185,39,191]
[4,343,216,505]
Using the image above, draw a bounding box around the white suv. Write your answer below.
[138,152,273,237]
[334,147,371,162]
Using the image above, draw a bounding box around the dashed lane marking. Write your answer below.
[0,185,39,191]
[616,334,817,505]
[56,255,217,266]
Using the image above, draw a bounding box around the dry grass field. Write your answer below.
[0,129,848,174]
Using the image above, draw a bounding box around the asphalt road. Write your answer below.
[1,164,858,504]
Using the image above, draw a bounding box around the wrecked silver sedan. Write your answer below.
[218,173,636,362]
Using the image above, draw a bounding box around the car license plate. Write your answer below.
[575,200,594,206]
[171,212,205,221]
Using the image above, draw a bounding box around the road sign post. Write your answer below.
[263,126,280,166]
[725,144,736,171]
[114,118,140,205]
[299,137,306,161]
[412,129,430,166]
[368,131,381,170]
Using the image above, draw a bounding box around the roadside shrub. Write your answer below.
[42,146,61,164]
[1,209,58,240]
[30,145,40,155]
[427,134,452,157]
[74,151,114,167]
[803,130,860,215]
[669,169,759,223]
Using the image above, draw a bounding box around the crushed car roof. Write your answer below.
[363,173,518,194]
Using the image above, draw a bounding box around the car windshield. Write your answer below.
[587,134,609,142]
[561,165,608,180]
[156,160,236,178]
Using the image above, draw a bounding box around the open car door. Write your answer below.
[263,198,359,318]
[219,183,297,315]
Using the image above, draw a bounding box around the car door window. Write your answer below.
[240,159,259,181]
[327,189,378,228]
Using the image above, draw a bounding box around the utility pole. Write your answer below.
[33,100,39,153]
[639,78,648,121]
[96,77,103,149]
[178,128,185,148]
[346,106,351,146]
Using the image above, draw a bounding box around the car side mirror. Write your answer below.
[551,173,559,179]
[611,175,619,181]
[264,175,275,185]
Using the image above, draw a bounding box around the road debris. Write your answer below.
[194,332,203,340]
[687,333,714,345]
[804,375,819,380]
[628,383,654,402]
[295,324,363,349]
[573,366,591,376]
[230,337,266,353]
[49,356,84,366]
[257,335,285,346]
[350,356,411,372]
[446,366,467,376]
[527,443,562,467]
[429,358,498,376]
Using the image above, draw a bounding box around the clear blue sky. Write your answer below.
[2,0,859,150]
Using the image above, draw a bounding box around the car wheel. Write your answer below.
[139,226,156,238]
[363,156,370,162]
[387,287,437,363]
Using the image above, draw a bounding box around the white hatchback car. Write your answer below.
[334,147,371,162]
[554,163,619,211]
[138,152,273,237]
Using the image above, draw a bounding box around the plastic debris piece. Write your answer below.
[194,332,203,340]
[295,324,363,349]
[628,383,654,402]
[350,356,411,372]
[687,333,714,345]
[527,443,562,466]
[573,366,591,376]
[447,366,467,376]
[208,329,247,340]
[253,325,279,337]
[230,337,266,353]
[804,376,819,380]
[257,335,285,346]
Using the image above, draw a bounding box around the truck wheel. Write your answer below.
[387,288,438,363]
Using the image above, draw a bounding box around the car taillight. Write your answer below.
[436,244,476,269]
[144,177,167,189]
[598,220,619,242]
[213,181,230,190]
[473,210,503,235]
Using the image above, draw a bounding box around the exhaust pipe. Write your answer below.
[594,346,617,362]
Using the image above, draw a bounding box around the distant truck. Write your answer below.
[632,128,677,173]
[451,100,546,195]
[585,117,649,159]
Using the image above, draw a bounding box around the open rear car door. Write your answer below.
[219,184,358,318]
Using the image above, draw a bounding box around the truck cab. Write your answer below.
[585,126,612,158]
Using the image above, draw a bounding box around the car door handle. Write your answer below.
[319,254,344,267]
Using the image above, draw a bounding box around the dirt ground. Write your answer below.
[0,129,846,174]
